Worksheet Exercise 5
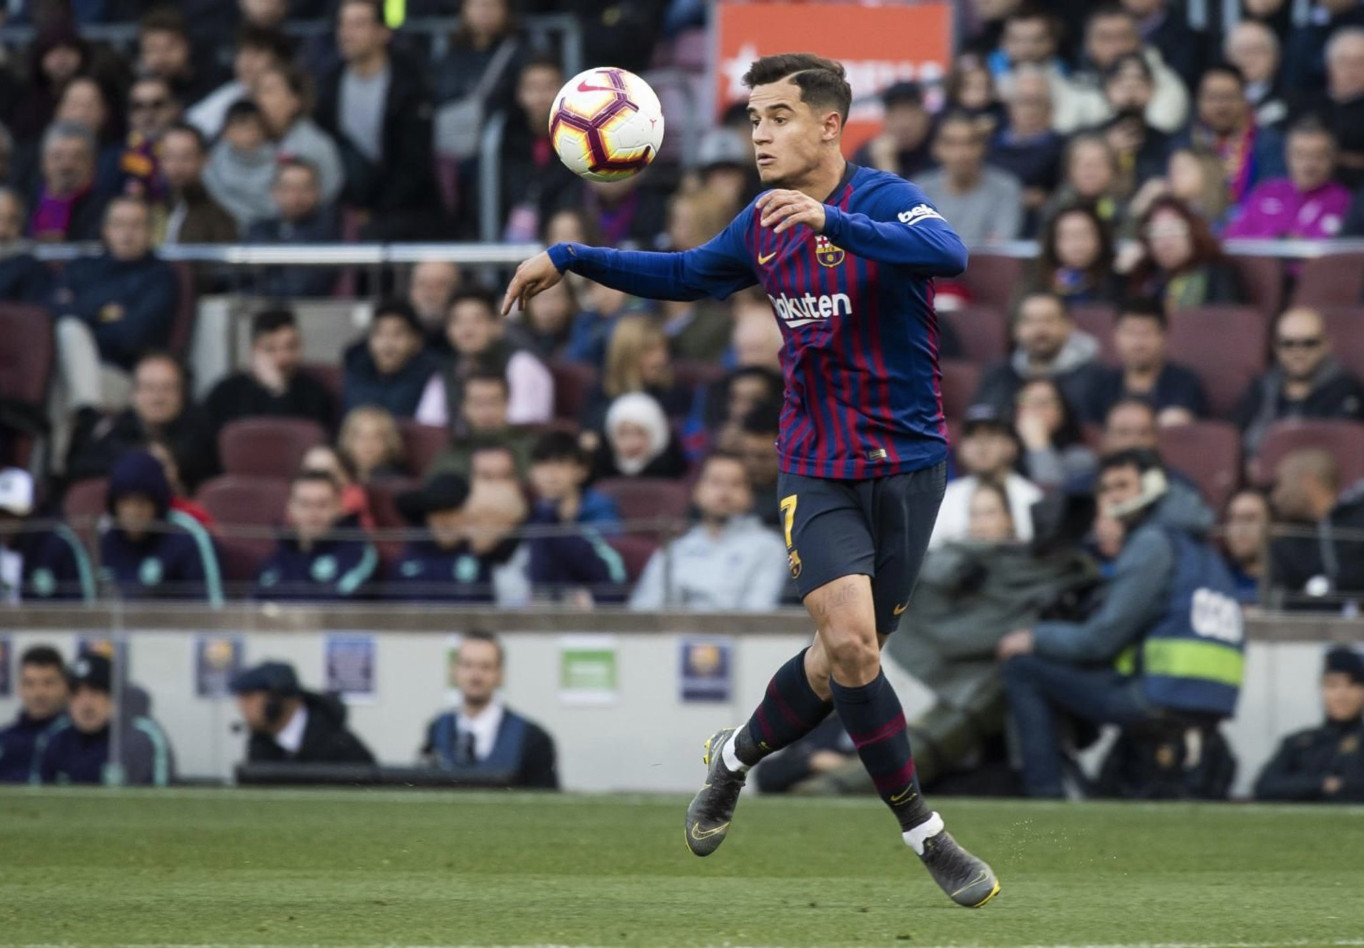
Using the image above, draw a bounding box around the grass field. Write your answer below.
[1,788,1362,948]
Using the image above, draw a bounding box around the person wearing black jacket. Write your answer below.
[1255,647,1364,802]
[0,645,69,783]
[231,661,376,765]
[1267,448,1364,609]
[0,188,52,303]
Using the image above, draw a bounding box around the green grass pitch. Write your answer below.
[1,788,1362,948]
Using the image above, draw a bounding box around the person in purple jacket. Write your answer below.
[1225,118,1353,240]
[502,53,997,908]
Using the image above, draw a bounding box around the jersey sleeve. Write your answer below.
[821,180,969,276]
[547,208,758,302]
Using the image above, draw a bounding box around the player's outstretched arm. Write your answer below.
[502,252,564,316]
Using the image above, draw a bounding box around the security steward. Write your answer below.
[230,661,376,765]
[1255,647,1364,802]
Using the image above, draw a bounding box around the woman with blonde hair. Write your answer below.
[580,315,692,433]
[338,405,407,484]
[1129,147,1230,231]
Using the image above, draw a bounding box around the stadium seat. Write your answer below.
[194,475,291,528]
[608,533,660,582]
[0,303,54,468]
[958,253,1022,311]
[673,359,728,394]
[301,363,344,417]
[1291,252,1364,307]
[365,477,419,574]
[1250,419,1364,488]
[397,421,449,479]
[1070,302,1118,365]
[218,418,327,479]
[941,304,1009,364]
[594,477,693,523]
[1167,306,1267,418]
[1226,254,1285,319]
[1157,421,1242,512]
[548,360,598,422]
[940,360,981,423]
[1318,306,1364,381]
[63,477,108,525]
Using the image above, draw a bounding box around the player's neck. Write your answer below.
[790,157,848,203]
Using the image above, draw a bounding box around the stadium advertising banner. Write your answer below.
[713,1,952,154]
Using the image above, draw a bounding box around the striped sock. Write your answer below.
[733,647,833,767]
[831,670,932,832]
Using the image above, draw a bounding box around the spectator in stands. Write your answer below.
[581,174,669,252]
[854,80,936,182]
[966,479,1019,542]
[505,278,576,361]
[37,652,174,786]
[1059,4,1188,134]
[1026,204,1123,305]
[52,198,179,412]
[155,123,237,245]
[1129,147,1232,230]
[686,364,784,462]
[1014,377,1097,490]
[1095,52,1170,194]
[975,290,1104,419]
[963,0,1022,58]
[407,260,462,344]
[581,316,690,436]
[694,128,757,215]
[255,66,344,206]
[231,660,376,765]
[416,289,554,429]
[9,24,89,146]
[145,438,215,530]
[99,448,222,604]
[918,111,1024,243]
[388,473,496,602]
[629,451,787,611]
[1083,298,1208,425]
[0,468,93,602]
[930,403,1043,548]
[187,26,293,139]
[1039,133,1126,229]
[1268,448,1364,607]
[137,6,222,109]
[0,188,50,302]
[114,76,182,203]
[594,391,688,481]
[29,121,108,242]
[468,444,521,487]
[1225,118,1352,239]
[423,631,558,788]
[1129,196,1246,309]
[50,76,119,181]
[0,645,69,782]
[337,405,406,484]
[999,449,1238,797]
[1292,28,1364,189]
[432,0,522,114]
[988,67,1065,230]
[1284,1,1364,99]
[301,444,376,530]
[1174,66,1285,206]
[1254,646,1364,801]
[483,55,580,242]
[1121,0,1205,89]
[1224,19,1288,129]
[317,0,440,239]
[1222,488,1271,603]
[1236,308,1364,458]
[343,300,441,418]
[202,308,336,459]
[244,158,339,296]
[986,7,1068,96]
[67,352,211,490]
[525,431,626,604]
[659,192,734,361]
[428,371,536,479]
[255,470,379,601]
[563,282,647,369]
[204,100,275,230]
[944,55,1004,138]
[736,402,782,529]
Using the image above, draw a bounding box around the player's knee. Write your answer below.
[823,627,880,681]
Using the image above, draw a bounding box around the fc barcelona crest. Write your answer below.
[815,235,845,268]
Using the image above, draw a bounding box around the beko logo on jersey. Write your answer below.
[768,292,851,328]
[898,204,944,226]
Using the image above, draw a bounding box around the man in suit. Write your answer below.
[231,661,375,765]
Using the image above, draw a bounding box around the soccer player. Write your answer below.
[502,53,999,908]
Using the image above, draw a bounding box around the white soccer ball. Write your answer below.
[549,67,664,182]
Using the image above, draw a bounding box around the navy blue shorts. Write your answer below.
[776,462,946,635]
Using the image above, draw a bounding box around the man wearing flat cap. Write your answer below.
[1255,647,1364,802]
[231,660,376,765]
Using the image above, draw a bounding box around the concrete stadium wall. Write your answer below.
[0,607,1358,798]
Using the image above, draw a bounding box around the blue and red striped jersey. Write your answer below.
[546,163,968,480]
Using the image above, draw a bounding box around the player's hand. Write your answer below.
[996,629,1035,660]
[756,189,827,235]
[501,252,563,316]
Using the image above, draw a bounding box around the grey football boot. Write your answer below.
[684,726,747,856]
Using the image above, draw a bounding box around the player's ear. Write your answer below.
[821,109,842,143]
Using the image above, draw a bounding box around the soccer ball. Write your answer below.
[549,67,664,181]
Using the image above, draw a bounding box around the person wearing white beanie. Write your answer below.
[598,392,687,479]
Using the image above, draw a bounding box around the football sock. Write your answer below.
[731,647,833,769]
[831,669,933,832]
[902,812,945,855]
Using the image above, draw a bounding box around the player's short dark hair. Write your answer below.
[462,368,509,396]
[740,401,781,437]
[1116,297,1167,328]
[252,307,297,339]
[460,629,504,667]
[531,430,588,466]
[742,53,852,124]
[20,645,65,671]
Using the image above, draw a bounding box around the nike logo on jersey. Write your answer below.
[898,204,945,226]
[768,292,851,328]
[758,251,777,265]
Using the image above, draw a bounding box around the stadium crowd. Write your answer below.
[1,0,1364,795]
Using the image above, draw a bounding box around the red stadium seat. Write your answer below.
[1167,306,1267,418]
[1226,254,1285,320]
[940,360,981,424]
[941,304,1009,365]
[397,421,449,479]
[366,477,419,530]
[1318,306,1364,381]
[548,360,598,422]
[958,253,1022,311]
[608,533,660,581]
[300,363,344,416]
[218,418,327,479]
[1291,253,1364,307]
[63,477,107,524]
[594,477,693,523]
[1070,303,1118,366]
[1250,419,1364,488]
[194,475,291,528]
[1157,421,1242,512]
[0,303,54,468]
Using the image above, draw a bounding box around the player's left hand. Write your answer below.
[756,189,827,235]
[996,629,1035,660]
